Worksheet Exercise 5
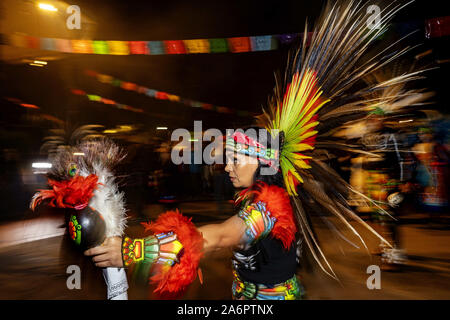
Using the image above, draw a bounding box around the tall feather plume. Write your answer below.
[256,0,430,278]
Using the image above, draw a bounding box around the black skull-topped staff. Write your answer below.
[31,138,129,299]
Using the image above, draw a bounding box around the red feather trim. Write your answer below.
[141,210,204,298]
[247,182,297,249]
[31,175,99,210]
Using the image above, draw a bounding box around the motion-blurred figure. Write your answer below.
[411,126,449,222]
[359,111,408,270]
[342,57,435,270]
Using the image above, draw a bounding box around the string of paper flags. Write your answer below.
[3,97,64,125]
[2,32,310,55]
[4,97,40,109]
[70,89,145,113]
[1,18,442,56]
[83,70,253,117]
[71,88,244,121]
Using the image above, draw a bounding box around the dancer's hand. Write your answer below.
[84,236,124,268]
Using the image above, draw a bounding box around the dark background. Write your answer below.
[1,0,449,143]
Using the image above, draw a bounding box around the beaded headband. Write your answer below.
[225,131,279,169]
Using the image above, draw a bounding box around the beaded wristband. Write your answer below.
[122,231,183,268]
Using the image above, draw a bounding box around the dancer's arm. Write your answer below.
[84,215,247,267]
[198,215,247,252]
[85,200,277,267]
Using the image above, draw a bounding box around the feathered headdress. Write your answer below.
[255,0,430,278]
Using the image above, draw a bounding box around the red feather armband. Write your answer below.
[239,182,297,249]
[123,210,204,297]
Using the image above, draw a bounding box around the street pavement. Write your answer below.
[0,200,449,299]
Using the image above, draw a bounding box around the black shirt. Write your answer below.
[233,236,297,285]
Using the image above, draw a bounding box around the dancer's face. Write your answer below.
[225,151,259,188]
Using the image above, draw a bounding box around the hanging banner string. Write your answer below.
[4,97,40,109]
[70,89,145,113]
[3,96,65,125]
[83,70,253,117]
[2,32,310,55]
[0,19,431,56]
[70,89,208,121]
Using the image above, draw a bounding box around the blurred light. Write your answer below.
[33,60,48,65]
[157,127,168,130]
[415,49,432,60]
[20,103,40,109]
[71,89,86,95]
[38,3,58,11]
[87,94,101,101]
[437,59,450,64]
[33,171,47,174]
[102,98,116,105]
[73,152,85,156]
[399,119,413,123]
[32,162,52,169]
[103,129,117,134]
[189,139,199,142]
[5,97,21,104]
[119,125,133,131]
[29,63,44,67]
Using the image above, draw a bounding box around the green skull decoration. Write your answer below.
[67,206,106,250]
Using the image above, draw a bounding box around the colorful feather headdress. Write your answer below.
[254,0,430,279]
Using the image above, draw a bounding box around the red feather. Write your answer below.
[31,175,99,210]
[141,210,204,298]
[246,182,297,249]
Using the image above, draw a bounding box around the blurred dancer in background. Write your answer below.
[359,111,409,270]
[412,126,449,223]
